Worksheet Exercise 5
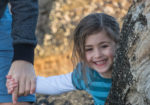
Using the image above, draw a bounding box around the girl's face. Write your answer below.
[85,31,116,78]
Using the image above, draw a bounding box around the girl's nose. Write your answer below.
[94,48,102,58]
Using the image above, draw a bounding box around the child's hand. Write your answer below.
[6,75,18,94]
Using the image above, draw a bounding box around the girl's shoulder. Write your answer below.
[73,63,91,78]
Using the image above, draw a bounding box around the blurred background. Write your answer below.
[34,0,132,77]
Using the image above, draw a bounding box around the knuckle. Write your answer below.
[25,89,30,93]
[19,92,24,96]
[19,90,24,96]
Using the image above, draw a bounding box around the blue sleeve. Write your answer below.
[9,0,38,64]
[71,63,86,90]
[10,0,38,45]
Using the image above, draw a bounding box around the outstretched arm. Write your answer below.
[7,72,76,95]
[36,72,76,95]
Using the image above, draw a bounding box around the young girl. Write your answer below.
[6,13,120,105]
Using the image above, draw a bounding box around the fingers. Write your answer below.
[12,85,18,104]
[7,60,36,99]
[6,75,12,89]
[8,82,18,94]
[18,77,33,96]
[23,78,36,96]
[24,80,30,96]
[10,77,35,96]
[8,85,17,94]
[18,77,25,96]
[30,78,36,94]
[6,75,12,79]
[24,78,36,96]
[6,75,19,104]
[6,78,18,94]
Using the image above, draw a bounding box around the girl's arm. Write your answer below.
[6,72,76,95]
[36,72,76,95]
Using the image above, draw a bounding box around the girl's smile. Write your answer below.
[85,30,116,78]
[93,59,107,67]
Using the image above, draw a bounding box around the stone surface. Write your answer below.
[33,91,94,105]
[106,0,150,105]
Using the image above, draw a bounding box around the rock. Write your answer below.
[33,91,94,105]
[106,0,150,104]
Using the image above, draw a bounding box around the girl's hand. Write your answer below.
[7,60,36,104]
[6,75,18,94]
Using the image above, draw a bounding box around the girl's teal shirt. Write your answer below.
[72,63,112,105]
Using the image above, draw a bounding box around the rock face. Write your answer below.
[106,0,150,105]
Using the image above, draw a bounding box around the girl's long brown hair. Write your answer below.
[72,13,120,84]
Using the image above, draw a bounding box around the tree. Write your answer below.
[106,0,150,104]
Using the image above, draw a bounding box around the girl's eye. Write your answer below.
[85,48,93,51]
[101,45,109,48]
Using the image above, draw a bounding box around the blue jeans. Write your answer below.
[0,6,35,103]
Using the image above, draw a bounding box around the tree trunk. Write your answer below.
[106,0,150,105]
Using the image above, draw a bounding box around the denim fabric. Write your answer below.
[0,6,35,103]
